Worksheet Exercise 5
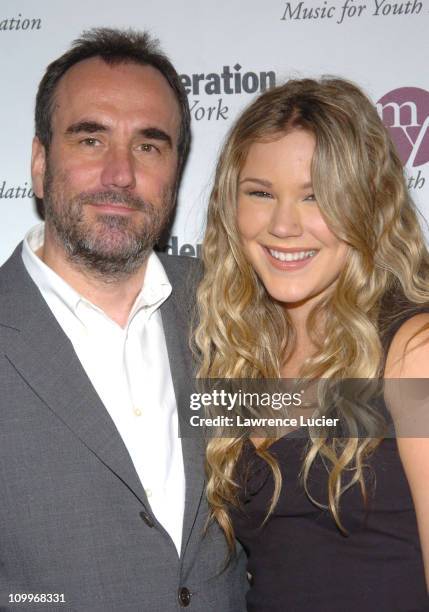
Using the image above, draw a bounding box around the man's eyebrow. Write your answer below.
[239,177,273,187]
[139,127,172,148]
[65,121,108,135]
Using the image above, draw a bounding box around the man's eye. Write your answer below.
[249,190,273,199]
[138,143,158,153]
[80,137,101,146]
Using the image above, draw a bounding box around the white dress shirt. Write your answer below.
[22,223,185,555]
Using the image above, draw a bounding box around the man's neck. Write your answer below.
[37,239,148,329]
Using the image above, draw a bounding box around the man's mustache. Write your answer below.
[77,191,154,213]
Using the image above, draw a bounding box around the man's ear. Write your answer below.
[31,136,47,199]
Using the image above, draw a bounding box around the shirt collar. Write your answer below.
[22,222,172,326]
[130,246,172,319]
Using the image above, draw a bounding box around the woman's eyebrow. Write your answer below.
[239,177,273,187]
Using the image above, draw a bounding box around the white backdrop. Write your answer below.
[1,0,428,264]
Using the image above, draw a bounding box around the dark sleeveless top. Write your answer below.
[230,305,429,611]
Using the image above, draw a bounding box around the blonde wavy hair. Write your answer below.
[194,77,429,548]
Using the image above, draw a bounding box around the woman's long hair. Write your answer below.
[194,77,429,548]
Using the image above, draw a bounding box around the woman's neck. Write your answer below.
[281,317,318,378]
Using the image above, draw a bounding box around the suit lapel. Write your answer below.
[159,257,206,557]
[0,247,148,507]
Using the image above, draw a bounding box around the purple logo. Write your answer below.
[377,87,429,168]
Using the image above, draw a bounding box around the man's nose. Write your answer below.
[268,199,303,238]
[100,146,136,190]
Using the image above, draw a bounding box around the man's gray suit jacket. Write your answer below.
[0,247,247,612]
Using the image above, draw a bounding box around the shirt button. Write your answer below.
[178,587,191,607]
[134,407,142,416]
[139,511,154,528]
[145,488,152,498]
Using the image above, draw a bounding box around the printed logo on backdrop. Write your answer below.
[0,13,42,31]
[377,87,429,191]
[280,0,422,24]
[0,181,34,199]
[180,64,276,122]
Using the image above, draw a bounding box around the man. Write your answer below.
[0,28,246,611]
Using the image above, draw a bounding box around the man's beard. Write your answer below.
[42,166,175,279]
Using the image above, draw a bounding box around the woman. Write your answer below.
[195,78,429,610]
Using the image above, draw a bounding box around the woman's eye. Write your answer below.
[303,193,316,202]
[249,190,273,199]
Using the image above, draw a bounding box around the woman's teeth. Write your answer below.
[268,249,317,262]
